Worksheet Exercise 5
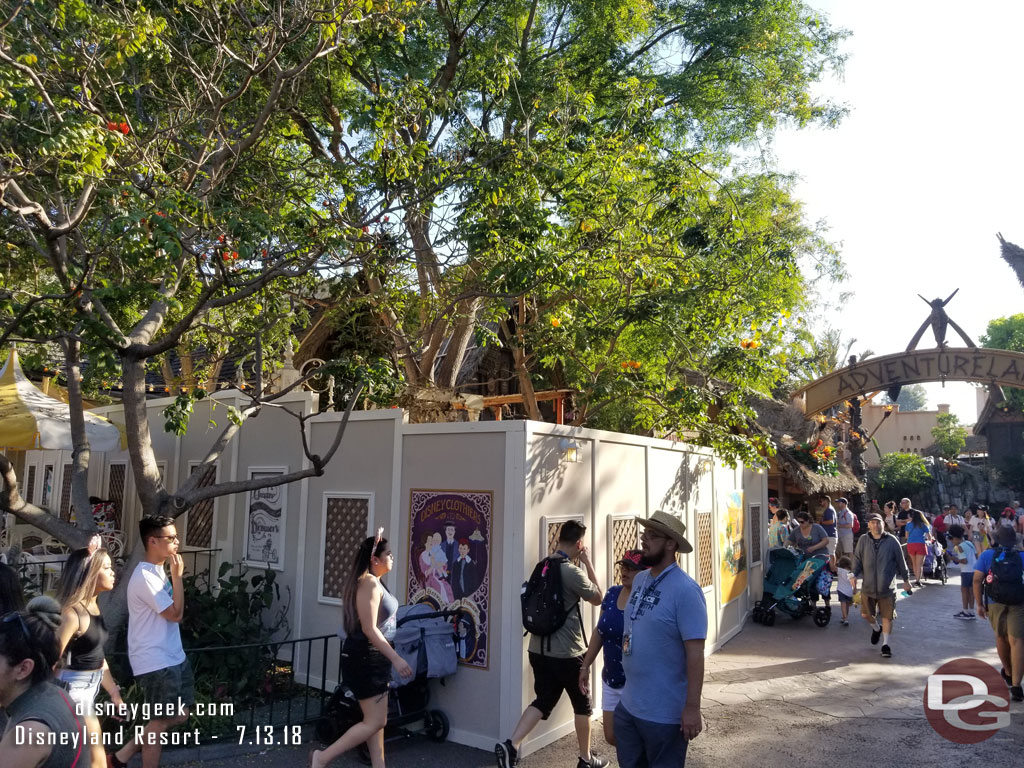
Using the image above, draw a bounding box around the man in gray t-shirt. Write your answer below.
[496,521,606,768]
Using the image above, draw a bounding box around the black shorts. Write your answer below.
[528,652,592,719]
[342,636,392,700]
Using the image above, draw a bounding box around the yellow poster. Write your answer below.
[719,489,747,603]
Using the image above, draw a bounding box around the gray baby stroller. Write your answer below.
[316,604,463,762]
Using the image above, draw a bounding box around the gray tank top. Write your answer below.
[377,582,398,642]
[3,681,86,768]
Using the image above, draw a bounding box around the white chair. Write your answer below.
[102,530,126,559]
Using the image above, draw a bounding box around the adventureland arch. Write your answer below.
[792,290,1024,415]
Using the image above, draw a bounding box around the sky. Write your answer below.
[771,1,1024,424]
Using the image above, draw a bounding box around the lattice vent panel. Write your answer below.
[106,464,126,528]
[697,511,713,588]
[323,497,369,599]
[25,465,36,505]
[612,518,640,585]
[59,464,74,520]
[750,504,762,565]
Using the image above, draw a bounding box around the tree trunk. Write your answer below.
[120,354,167,515]
[62,338,98,532]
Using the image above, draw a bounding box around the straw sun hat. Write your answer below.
[635,510,694,554]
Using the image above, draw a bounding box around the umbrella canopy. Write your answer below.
[0,349,123,452]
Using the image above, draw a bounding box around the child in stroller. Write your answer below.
[922,538,947,583]
[753,548,832,627]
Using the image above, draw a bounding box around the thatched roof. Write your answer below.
[773,444,865,495]
[751,396,865,496]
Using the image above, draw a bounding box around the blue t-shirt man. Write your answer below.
[820,505,837,537]
[974,547,1024,603]
[620,565,708,724]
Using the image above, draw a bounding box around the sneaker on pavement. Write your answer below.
[1011,685,1023,703]
[496,739,519,768]
[870,626,882,645]
[953,611,969,619]
[966,612,976,620]
[840,619,848,626]
[578,756,610,768]
[880,644,892,658]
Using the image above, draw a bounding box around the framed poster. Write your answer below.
[408,489,492,669]
[244,467,287,571]
[719,489,747,603]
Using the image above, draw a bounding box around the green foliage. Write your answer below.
[180,562,291,725]
[877,453,932,500]
[1,0,850,478]
[981,314,1024,411]
[930,412,967,459]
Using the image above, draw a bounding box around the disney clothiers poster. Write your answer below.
[408,489,491,669]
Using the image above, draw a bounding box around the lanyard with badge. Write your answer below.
[622,563,677,656]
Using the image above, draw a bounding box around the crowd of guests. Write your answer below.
[1,515,193,768]
[767,494,1024,697]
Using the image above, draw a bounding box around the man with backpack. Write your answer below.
[973,525,1024,702]
[497,520,606,768]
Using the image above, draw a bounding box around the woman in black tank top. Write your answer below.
[55,540,125,768]
[310,528,413,768]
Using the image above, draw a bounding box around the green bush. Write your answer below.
[877,453,932,500]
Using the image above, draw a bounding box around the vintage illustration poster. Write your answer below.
[719,489,747,603]
[244,468,287,571]
[408,489,492,669]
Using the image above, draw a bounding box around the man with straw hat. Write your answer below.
[614,511,706,768]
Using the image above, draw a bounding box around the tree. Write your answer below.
[0,1,394,551]
[287,0,847,458]
[981,314,1024,411]
[930,412,966,459]
[882,383,927,412]
[782,327,872,394]
[876,453,931,501]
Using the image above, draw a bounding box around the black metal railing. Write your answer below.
[108,633,343,743]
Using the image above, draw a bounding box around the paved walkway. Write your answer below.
[166,566,1022,768]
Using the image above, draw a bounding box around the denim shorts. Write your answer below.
[58,667,104,715]
[137,659,196,711]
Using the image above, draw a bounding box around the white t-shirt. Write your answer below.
[967,516,992,536]
[943,514,965,528]
[836,567,855,597]
[127,561,185,675]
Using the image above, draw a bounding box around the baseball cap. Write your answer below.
[617,549,647,569]
[867,512,884,522]
[835,497,848,504]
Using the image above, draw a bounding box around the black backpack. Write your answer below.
[520,556,584,650]
[984,547,1024,606]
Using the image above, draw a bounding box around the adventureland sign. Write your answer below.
[794,347,1024,414]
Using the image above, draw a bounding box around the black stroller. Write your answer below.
[316,604,463,762]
